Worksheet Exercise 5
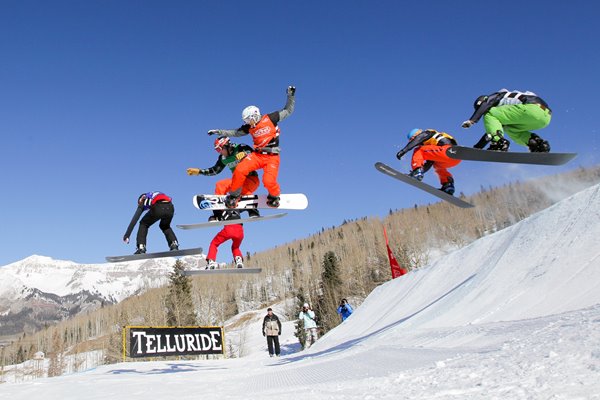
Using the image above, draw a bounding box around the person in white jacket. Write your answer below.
[298,303,318,349]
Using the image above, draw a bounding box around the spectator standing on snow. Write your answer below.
[298,303,318,349]
[262,308,282,357]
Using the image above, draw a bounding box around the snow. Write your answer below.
[2,185,600,399]
[0,255,202,303]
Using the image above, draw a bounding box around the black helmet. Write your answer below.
[473,95,488,109]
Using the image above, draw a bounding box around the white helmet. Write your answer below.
[242,105,261,125]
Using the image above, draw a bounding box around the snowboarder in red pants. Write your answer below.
[205,210,245,269]
[396,128,461,195]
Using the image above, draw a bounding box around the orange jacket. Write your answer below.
[249,114,280,149]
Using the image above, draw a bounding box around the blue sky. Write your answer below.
[1,1,599,266]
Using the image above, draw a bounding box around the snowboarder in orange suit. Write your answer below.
[396,129,461,195]
[207,86,296,208]
[187,136,260,220]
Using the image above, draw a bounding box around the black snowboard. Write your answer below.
[105,247,203,263]
[375,162,474,209]
[446,146,577,166]
[176,213,287,230]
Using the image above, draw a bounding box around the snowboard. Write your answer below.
[183,268,262,276]
[446,146,577,166]
[105,247,203,263]
[193,194,308,210]
[177,213,287,230]
[375,162,474,209]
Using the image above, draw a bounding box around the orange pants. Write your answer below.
[230,153,280,197]
[215,174,259,195]
[411,145,461,184]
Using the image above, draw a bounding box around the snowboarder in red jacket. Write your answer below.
[123,192,179,254]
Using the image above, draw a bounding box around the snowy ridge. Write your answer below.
[2,185,600,398]
[0,255,202,302]
[0,255,203,336]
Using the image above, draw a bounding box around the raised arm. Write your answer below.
[277,86,296,122]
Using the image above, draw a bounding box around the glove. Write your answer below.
[461,120,474,129]
[235,152,246,161]
[287,86,296,96]
[208,129,219,136]
[187,168,201,176]
[396,151,404,160]
[263,332,265,337]
[123,236,129,244]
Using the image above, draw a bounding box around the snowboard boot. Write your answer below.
[476,131,509,152]
[266,194,280,208]
[169,240,179,251]
[488,136,510,152]
[235,256,244,269]
[473,133,492,149]
[408,167,424,181]
[224,193,240,209]
[527,133,551,153]
[134,244,146,255]
[208,210,224,222]
[440,177,455,196]
[247,208,260,218]
[206,259,217,270]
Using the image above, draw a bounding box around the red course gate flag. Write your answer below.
[383,227,408,279]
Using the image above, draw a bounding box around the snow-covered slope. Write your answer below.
[2,185,600,399]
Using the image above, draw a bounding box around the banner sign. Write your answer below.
[128,326,224,358]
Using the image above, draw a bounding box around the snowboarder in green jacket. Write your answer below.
[462,89,552,152]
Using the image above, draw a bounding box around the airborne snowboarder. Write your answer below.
[123,192,179,254]
[187,136,260,220]
[207,86,296,209]
[396,128,461,195]
[461,89,552,152]
[205,210,245,270]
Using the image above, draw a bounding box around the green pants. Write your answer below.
[483,104,552,146]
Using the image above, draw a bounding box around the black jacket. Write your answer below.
[262,314,282,336]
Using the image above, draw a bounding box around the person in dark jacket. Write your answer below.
[123,191,178,254]
[262,308,282,357]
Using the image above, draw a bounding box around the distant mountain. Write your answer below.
[0,255,203,336]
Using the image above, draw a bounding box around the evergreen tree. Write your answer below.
[293,290,309,349]
[165,260,197,326]
[316,251,343,334]
[322,251,342,287]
